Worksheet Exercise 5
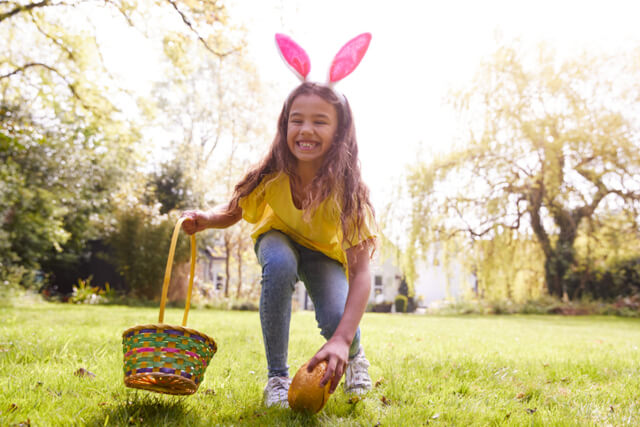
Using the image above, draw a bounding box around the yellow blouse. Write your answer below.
[238,172,377,269]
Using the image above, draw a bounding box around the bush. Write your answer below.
[566,257,640,300]
[394,295,408,313]
[370,302,393,313]
[107,207,189,300]
[69,277,117,304]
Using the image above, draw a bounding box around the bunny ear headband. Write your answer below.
[275,33,372,87]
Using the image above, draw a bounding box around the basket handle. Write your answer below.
[158,217,197,326]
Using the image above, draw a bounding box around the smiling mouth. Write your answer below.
[297,141,319,151]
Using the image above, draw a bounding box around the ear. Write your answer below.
[275,33,311,81]
[328,33,372,84]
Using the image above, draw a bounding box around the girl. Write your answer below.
[181,34,376,408]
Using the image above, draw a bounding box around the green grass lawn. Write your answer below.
[1,303,639,426]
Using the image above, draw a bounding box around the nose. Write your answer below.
[300,120,314,135]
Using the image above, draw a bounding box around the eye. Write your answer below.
[315,121,328,125]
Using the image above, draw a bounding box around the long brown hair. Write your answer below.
[229,82,376,248]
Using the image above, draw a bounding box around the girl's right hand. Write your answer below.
[180,210,210,235]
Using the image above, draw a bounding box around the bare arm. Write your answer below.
[180,203,242,234]
[307,241,372,393]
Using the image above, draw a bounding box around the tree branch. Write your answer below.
[29,13,76,60]
[0,0,50,22]
[0,62,91,110]
[164,0,244,58]
[527,178,552,257]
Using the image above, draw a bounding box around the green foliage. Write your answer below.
[566,257,640,301]
[1,0,251,295]
[399,41,640,299]
[146,159,197,214]
[473,229,546,302]
[0,102,137,290]
[107,207,189,300]
[69,277,117,304]
[428,295,639,317]
[394,294,408,313]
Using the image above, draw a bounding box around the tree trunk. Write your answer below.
[543,238,576,298]
[236,244,243,298]
[224,233,231,298]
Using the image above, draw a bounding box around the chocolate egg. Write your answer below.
[287,360,331,413]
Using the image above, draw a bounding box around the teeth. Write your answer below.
[298,141,317,149]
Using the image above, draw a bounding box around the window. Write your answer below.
[374,275,383,295]
[215,274,224,291]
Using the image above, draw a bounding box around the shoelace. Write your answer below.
[346,354,371,386]
[267,377,290,401]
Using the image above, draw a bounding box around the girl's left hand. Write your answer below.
[306,337,350,394]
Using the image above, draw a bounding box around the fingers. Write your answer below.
[308,342,349,393]
[330,361,346,394]
[320,356,335,388]
[307,353,322,372]
[314,355,346,394]
[180,211,199,235]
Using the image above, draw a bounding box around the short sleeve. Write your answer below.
[342,204,378,250]
[238,180,268,224]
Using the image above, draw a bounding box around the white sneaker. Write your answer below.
[263,376,291,408]
[344,348,372,394]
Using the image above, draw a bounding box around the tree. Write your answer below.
[1,0,246,289]
[144,8,268,301]
[403,42,640,299]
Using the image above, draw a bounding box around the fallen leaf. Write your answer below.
[98,402,108,406]
[9,403,18,412]
[374,378,385,388]
[74,368,96,378]
[381,396,391,406]
[525,408,537,415]
[516,392,525,400]
[204,389,216,395]
[348,396,361,404]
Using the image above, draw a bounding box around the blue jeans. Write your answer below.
[255,230,361,378]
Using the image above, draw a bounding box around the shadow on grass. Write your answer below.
[84,393,330,426]
[85,394,201,427]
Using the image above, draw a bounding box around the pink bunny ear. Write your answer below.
[275,34,311,81]
[329,33,372,83]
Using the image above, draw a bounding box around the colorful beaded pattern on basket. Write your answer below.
[123,325,217,385]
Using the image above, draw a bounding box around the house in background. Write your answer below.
[412,258,474,309]
[293,250,473,313]
[195,245,227,297]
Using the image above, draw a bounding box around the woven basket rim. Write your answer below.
[122,323,216,347]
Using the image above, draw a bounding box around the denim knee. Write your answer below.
[316,307,342,340]
[256,230,298,290]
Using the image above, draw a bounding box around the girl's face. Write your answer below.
[286,93,338,173]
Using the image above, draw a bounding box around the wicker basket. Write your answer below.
[122,218,217,395]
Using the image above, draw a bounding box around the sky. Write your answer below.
[98,0,640,210]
